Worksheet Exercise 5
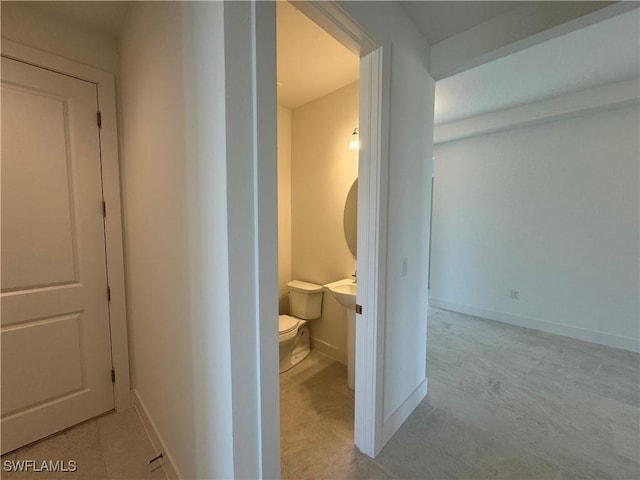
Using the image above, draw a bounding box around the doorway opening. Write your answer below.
[275,2,360,474]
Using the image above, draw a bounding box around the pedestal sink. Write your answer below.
[324,279,357,390]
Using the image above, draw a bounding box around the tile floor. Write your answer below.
[1,408,166,480]
[3,307,637,479]
[280,307,640,479]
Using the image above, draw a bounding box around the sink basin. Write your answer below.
[324,278,357,310]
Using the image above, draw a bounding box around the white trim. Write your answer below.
[131,390,182,480]
[227,3,280,477]
[310,337,347,365]
[253,4,281,477]
[430,298,640,353]
[381,379,428,444]
[1,40,131,410]
[291,1,377,57]
[354,45,391,458]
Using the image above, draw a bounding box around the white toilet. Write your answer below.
[279,280,323,373]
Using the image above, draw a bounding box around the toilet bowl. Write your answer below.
[279,280,323,373]
[278,315,309,373]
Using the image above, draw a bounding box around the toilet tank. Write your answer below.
[287,280,323,320]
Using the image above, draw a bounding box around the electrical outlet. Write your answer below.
[510,289,519,300]
[401,258,408,277]
[149,453,164,472]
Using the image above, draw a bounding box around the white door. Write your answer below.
[1,57,114,453]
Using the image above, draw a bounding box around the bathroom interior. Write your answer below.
[275,2,361,471]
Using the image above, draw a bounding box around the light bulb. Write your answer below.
[349,128,359,151]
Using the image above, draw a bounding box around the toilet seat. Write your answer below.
[278,315,300,343]
[279,315,299,334]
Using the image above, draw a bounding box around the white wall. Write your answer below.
[431,91,640,352]
[278,106,293,314]
[120,2,281,478]
[336,2,435,447]
[381,49,434,424]
[120,3,201,477]
[290,82,359,364]
[0,1,119,74]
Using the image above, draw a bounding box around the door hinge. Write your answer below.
[111,369,116,383]
[102,201,107,218]
[97,111,102,128]
[107,286,111,302]
[355,304,363,315]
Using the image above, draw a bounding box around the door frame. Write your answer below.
[1,40,131,411]
[287,1,389,456]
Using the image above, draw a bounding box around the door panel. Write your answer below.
[1,57,114,453]
[1,313,84,416]
[1,84,78,290]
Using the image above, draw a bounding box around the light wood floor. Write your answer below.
[1,408,165,480]
[3,306,637,479]
[280,307,640,479]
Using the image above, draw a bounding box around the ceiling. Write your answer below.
[434,9,640,125]
[21,0,360,110]
[20,1,614,49]
[12,1,636,123]
[399,1,522,45]
[400,1,615,46]
[276,1,359,109]
[23,1,130,37]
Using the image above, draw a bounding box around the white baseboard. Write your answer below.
[310,337,347,365]
[429,298,640,353]
[131,389,182,480]
[380,378,428,447]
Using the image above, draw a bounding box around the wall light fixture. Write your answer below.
[349,127,359,151]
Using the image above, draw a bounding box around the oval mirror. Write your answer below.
[343,179,358,258]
